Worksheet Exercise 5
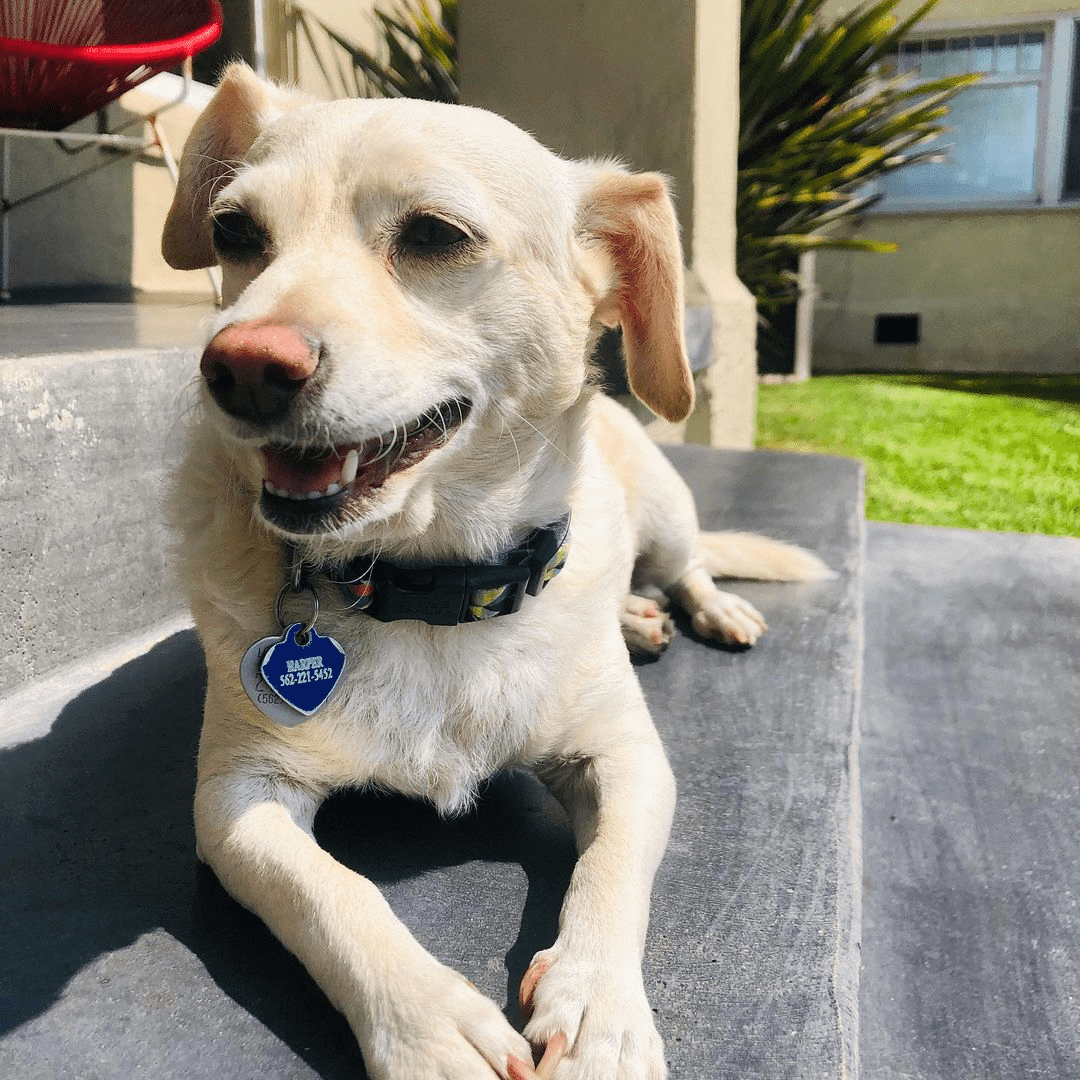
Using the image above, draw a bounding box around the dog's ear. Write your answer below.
[579,168,694,423]
[162,64,312,270]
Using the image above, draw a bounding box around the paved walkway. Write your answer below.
[860,522,1080,1080]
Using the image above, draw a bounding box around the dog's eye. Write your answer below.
[398,214,469,253]
[212,210,266,257]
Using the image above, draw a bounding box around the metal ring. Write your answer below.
[285,543,304,593]
[275,582,320,642]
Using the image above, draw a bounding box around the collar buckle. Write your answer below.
[371,561,531,625]
[323,512,570,627]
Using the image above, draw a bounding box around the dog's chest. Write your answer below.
[302,613,567,814]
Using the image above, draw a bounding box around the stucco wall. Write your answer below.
[459,0,698,257]
[814,209,1080,373]
[460,0,757,447]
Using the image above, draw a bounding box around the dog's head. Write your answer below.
[164,65,693,557]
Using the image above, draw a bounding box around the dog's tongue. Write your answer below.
[262,447,345,495]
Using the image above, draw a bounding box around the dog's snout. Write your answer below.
[200,321,319,425]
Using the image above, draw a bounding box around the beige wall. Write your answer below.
[809,0,1080,373]
[814,211,1080,373]
[458,0,698,255]
[128,86,217,297]
[266,0,380,94]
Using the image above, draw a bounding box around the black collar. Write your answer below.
[305,514,571,627]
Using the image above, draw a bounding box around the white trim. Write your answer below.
[253,0,268,78]
[869,199,1080,217]
[905,12,1069,34]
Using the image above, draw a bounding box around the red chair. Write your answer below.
[0,0,223,297]
[0,0,223,130]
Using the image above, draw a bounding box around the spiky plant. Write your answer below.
[293,0,457,103]
[738,0,978,320]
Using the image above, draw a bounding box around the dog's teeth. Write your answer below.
[324,482,342,496]
[341,449,359,487]
[306,489,322,500]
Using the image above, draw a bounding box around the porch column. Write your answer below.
[458,0,757,448]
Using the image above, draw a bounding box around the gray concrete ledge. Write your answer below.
[654,446,864,1079]
[0,447,865,1080]
[0,297,215,359]
[0,345,197,694]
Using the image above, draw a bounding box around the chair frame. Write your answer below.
[0,0,222,300]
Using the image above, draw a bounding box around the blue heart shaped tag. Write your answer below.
[259,622,346,717]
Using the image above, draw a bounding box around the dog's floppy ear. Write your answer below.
[579,168,694,423]
[162,63,311,270]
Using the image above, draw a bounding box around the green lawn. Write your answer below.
[755,375,1080,536]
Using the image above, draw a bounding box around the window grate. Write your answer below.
[874,314,921,346]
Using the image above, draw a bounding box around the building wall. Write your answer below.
[275,0,381,96]
[810,0,1080,373]
[460,0,757,447]
[813,210,1080,373]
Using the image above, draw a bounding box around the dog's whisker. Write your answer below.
[497,416,524,475]
[494,403,575,466]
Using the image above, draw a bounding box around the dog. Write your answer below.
[161,64,829,1080]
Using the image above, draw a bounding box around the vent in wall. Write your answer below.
[874,313,920,345]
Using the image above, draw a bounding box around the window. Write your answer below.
[877,18,1080,209]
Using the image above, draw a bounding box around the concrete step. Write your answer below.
[0,299,213,696]
[0,418,866,1076]
[858,522,1080,1080]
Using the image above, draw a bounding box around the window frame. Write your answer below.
[871,14,1080,214]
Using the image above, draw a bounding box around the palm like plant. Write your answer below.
[293,0,457,104]
[738,0,978,316]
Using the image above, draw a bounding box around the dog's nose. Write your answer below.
[200,321,319,425]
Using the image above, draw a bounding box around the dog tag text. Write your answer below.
[240,623,346,724]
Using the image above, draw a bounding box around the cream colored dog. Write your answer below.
[162,65,827,1080]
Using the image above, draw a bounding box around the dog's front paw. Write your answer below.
[690,589,766,647]
[363,961,535,1080]
[519,948,666,1080]
[621,594,676,656]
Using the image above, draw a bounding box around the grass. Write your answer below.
[755,374,1080,536]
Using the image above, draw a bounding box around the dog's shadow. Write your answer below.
[0,630,576,1079]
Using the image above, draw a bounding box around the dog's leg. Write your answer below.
[592,396,827,648]
[526,691,676,1079]
[666,562,770,647]
[629,452,829,647]
[194,757,536,1080]
[633,469,773,647]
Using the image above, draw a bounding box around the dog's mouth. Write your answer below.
[258,398,471,533]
